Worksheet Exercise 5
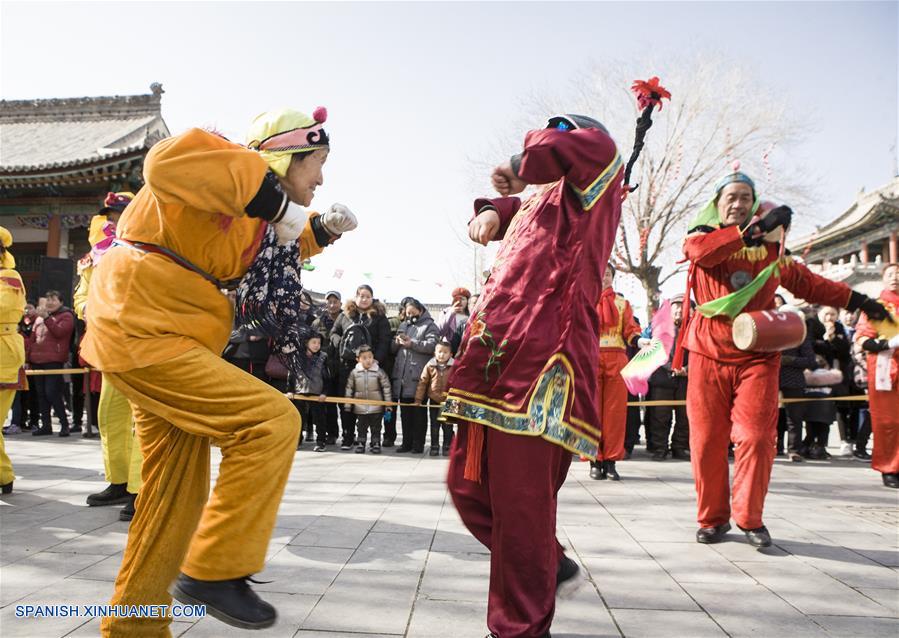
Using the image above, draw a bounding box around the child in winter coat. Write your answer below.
[415,339,454,456]
[293,333,330,451]
[345,345,392,454]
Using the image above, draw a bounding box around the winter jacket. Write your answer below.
[313,312,341,378]
[29,307,75,364]
[293,352,330,395]
[345,362,392,415]
[330,309,391,368]
[223,324,269,363]
[648,324,689,389]
[779,334,817,390]
[391,311,439,399]
[803,363,843,423]
[415,357,454,403]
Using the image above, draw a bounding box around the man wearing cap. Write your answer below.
[74,192,143,521]
[674,171,892,548]
[82,107,357,636]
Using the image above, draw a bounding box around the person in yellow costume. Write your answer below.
[0,227,27,494]
[81,106,357,636]
[74,192,143,521]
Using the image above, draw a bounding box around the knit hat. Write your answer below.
[246,107,329,177]
[451,287,471,300]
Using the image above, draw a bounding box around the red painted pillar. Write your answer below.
[46,215,61,257]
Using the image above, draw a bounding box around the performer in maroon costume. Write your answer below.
[441,79,669,638]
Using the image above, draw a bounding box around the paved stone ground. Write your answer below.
[1,428,897,638]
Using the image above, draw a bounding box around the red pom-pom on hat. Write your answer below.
[312,106,327,124]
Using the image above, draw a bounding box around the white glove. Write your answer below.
[321,203,358,236]
[888,335,899,349]
[637,337,652,348]
[274,201,309,245]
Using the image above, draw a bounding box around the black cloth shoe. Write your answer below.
[739,525,772,548]
[556,555,581,598]
[382,439,395,448]
[604,460,620,481]
[326,436,337,445]
[671,449,691,461]
[696,522,731,544]
[355,444,365,454]
[371,444,381,455]
[1,481,12,495]
[651,448,667,461]
[31,426,52,436]
[70,425,83,434]
[86,483,130,507]
[882,473,899,489]
[853,448,871,461]
[442,447,451,456]
[313,444,326,452]
[119,493,136,521]
[589,461,605,480]
[429,448,440,457]
[170,573,276,630]
[396,446,412,453]
[340,442,352,451]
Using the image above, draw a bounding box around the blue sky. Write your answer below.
[2,1,896,310]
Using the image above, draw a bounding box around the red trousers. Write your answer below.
[687,352,779,529]
[868,370,899,474]
[447,423,572,638]
[597,349,628,461]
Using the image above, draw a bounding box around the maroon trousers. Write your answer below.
[447,422,572,638]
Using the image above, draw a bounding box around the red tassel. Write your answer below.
[463,422,485,483]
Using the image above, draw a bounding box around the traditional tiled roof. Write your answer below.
[0,83,169,189]
[788,176,899,258]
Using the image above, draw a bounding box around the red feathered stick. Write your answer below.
[623,77,671,193]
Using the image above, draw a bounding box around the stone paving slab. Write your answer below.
[0,431,897,638]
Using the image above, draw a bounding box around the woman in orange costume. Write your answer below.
[854,262,899,489]
[591,264,641,480]
[0,227,26,494]
[82,107,357,637]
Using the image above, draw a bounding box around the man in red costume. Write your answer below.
[854,262,899,488]
[676,171,892,548]
[592,264,641,481]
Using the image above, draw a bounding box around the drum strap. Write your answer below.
[696,260,780,320]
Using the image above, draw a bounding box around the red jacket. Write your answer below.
[29,308,75,365]
[682,226,851,364]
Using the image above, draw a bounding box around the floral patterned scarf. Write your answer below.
[235,224,317,381]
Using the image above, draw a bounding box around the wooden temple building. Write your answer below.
[0,83,169,300]
[788,176,899,298]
